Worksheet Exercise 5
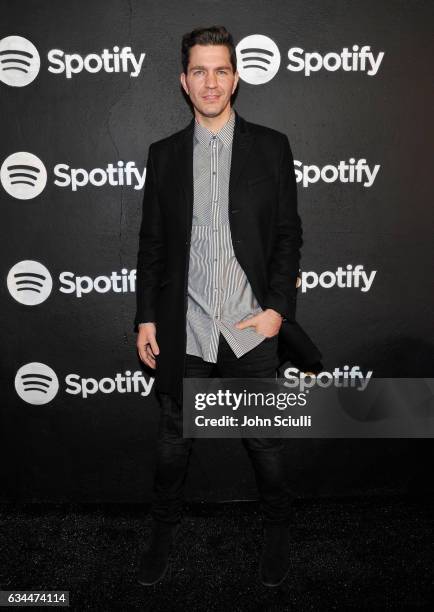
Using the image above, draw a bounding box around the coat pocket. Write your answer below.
[247,173,275,187]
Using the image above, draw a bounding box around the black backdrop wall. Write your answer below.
[1,1,433,503]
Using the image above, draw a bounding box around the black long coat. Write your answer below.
[134,109,322,402]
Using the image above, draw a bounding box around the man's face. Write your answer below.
[180,44,239,118]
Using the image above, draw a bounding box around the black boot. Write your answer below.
[259,523,291,587]
[137,520,181,586]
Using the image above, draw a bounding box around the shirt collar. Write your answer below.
[194,108,235,149]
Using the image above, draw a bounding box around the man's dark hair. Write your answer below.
[181,25,237,74]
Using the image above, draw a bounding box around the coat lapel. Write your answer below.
[174,108,255,238]
[229,109,255,203]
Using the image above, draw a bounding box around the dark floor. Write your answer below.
[0,495,433,611]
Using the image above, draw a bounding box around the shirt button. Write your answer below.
[212,171,216,175]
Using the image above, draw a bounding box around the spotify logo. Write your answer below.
[0,35,40,87]
[15,362,59,405]
[236,34,281,85]
[7,260,53,305]
[14,364,153,404]
[236,35,384,85]
[1,152,146,198]
[0,152,47,199]
[7,262,138,304]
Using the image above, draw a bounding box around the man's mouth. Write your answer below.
[203,94,220,101]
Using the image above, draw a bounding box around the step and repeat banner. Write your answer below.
[1,1,433,502]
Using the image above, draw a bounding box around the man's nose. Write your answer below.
[205,72,218,87]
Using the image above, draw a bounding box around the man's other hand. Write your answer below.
[137,322,159,369]
[234,308,283,338]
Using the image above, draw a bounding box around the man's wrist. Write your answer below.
[265,308,286,322]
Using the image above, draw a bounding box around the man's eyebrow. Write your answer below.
[189,65,232,71]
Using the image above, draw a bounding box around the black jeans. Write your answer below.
[151,332,295,526]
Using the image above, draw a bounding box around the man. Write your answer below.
[134,25,319,587]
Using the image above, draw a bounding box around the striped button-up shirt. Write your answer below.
[186,108,267,363]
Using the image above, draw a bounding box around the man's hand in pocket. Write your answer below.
[235,308,283,338]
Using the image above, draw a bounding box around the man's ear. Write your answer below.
[232,70,240,94]
[180,72,189,95]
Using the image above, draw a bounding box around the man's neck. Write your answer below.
[194,105,233,134]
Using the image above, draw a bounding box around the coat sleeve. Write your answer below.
[263,133,303,321]
[133,144,166,332]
